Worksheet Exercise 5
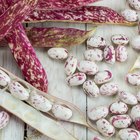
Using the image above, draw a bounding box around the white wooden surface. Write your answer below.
[0,0,139,140]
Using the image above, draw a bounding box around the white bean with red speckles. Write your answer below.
[111,34,129,45]
[0,111,10,129]
[119,128,140,140]
[116,46,128,62]
[118,91,138,105]
[121,9,138,22]
[52,104,72,120]
[9,82,29,101]
[84,49,103,62]
[77,60,98,75]
[100,82,118,96]
[128,0,140,10]
[109,101,128,115]
[48,48,68,60]
[28,91,52,112]
[66,72,86,86]
[0,69,11,87]
[94,70,113,85]
[87,36,106,49]
[64,56,77,76]
[126,73,140,86]
[104,45,115,64]
[96,119,115,137]
[110,115,132,129]
[83,80,100,98]
[130,104,140,121]
[88,106,109,121]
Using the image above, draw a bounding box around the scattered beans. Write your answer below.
[100,82,118,96]
[118,90,138,105]
[116,46,128,62]
[29,91,52,112]
[87,36,106,49]
[109,101,128,115]
[0,111,10,129]
[119,128,140,140]
[121,9,138,22]
[83,80,100,98]
[131,35,140,50]
[77,60,98,75]
[48,48,68,60]
[84,49,103,62]
[128,0,140,10]
[110,115,132,129]
[52,104,73,120]
[104,45,115,64]
[9,82,29,101]
[94,70,113,85]
[96,119,115,137]
[111,34,129,45]
[88,106,109,121]
[66,72,86,86]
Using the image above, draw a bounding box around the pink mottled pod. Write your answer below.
[121,9,138,22]
[119,128,140,140]
[94,70,113,85]
[83,80,100,98]
[104,45,115,64]
[100,82,118,96]
[118,90,138,105]
[66,72,86,86]
[96,119,115,137]
[111,34,129,45]
[110,115,132,129]
[48,48,68,60]
[77,60,98,75]
[9,81,30,101]
[131,35,140,50]
[64,56,77,76]
[109,101,128,115]
[126,72,140,86]
[84,49,103,62]
[0,69,11,87]
[87,36,106,49]
[129,0,140,10]
[116,46,128,62]
[0,111,10,129]
[88,106,109,121]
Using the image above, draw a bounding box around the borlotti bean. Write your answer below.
[84,49,103,62]
[109,101,128,115]
[66,72,86,86]
[121,9,138,22]
[0,69,11,87]
[64,55,77,76]
[96,119,115,137]
[111,34,129,45]
[129,0,140,10]
[0,111,10,129]
[94,70,113,85]
[100,82,118,96]
[9,82,29,101]
[137,91,140,102]
[77,60,98,75]
[118,91,138,105]
[88,106,109,121]
[51,104,73,120]
[104,45,115,64]
[119,128,140,140]
[48,48,68,60]
[116,46,128,62]
[131,35,140,50]
[28,91,52,112]
[83,80,100,98]
[87,36,106,49]
[110,115,132,129]
[126,72,140,86]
